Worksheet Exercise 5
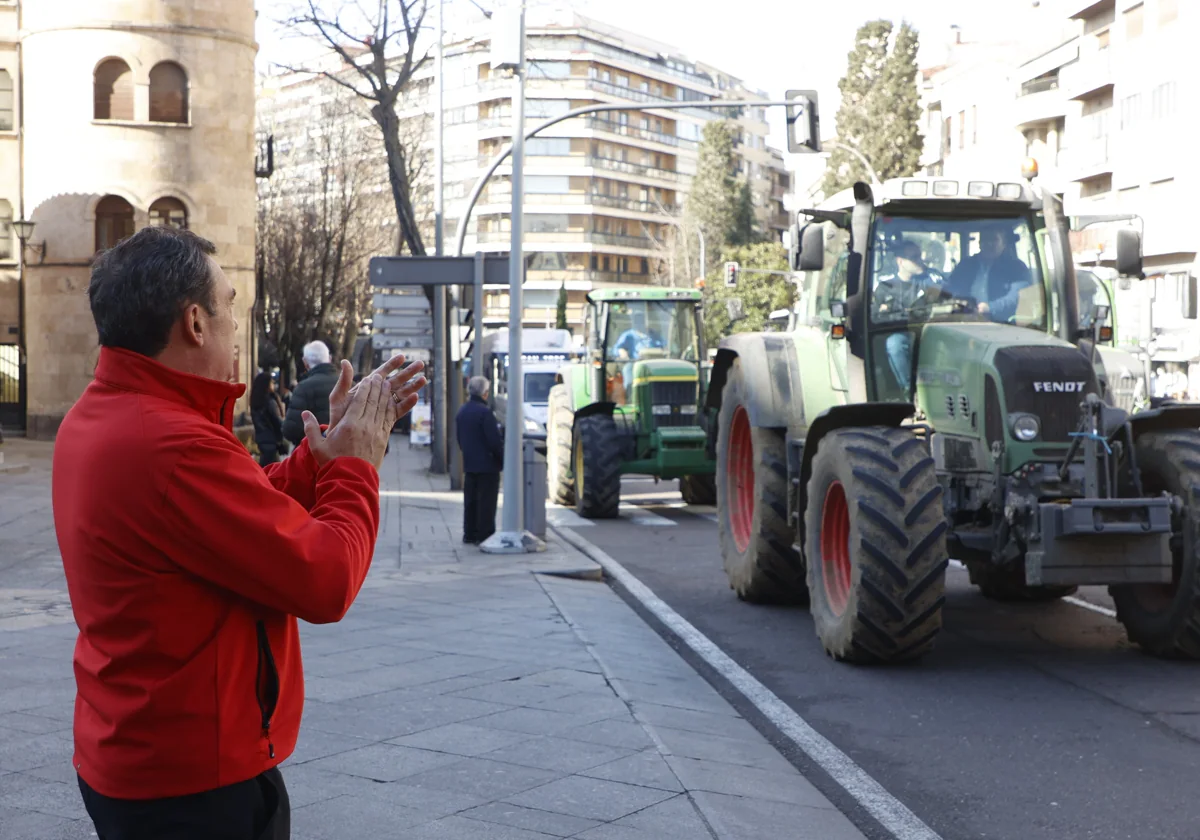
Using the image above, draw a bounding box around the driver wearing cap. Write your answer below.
[874,239,939,392]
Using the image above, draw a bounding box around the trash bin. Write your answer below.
[523,436,548,538]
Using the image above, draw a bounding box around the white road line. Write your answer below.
[553,525,943,840]
[619,504,678,527]
[949,560,1118,618]
[546,506,595,527]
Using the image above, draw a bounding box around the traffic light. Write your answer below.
[724,261,739,288]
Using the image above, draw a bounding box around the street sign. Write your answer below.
[370,254,510,288]
[373,335,435,350]
[389,348,431,363]
[374,312,434,331]
[373,292,430,312]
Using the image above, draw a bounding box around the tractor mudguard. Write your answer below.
[798,402,917,506]
[1127,404,1200,441]
[705,335,804,431]
[574,401,615,422]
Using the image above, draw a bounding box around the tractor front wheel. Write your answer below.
[546,384,575,506]
[573,414,622,519]
[804,427,948,663]
[1110,430,1200,658]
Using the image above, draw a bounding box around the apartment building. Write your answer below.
[919,0,1199,395]
[258,10,791,333]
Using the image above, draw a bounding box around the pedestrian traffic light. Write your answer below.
[724,261,739,288]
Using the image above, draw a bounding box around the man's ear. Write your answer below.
[180,302,206,348]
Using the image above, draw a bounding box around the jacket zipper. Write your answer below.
[255,620,279,760]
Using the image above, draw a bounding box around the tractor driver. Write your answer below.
[944,225,1033,323]
[614,323,664,394]
[874,239,939,393]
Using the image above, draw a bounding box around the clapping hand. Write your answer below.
[303,374,399,470]
[327,356,427,432]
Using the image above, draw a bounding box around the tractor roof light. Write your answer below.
[902,180,930,197]
[997,182,1024,200]
[967,181,995,198]
[933,180,959,196]
[1021,157,1039,181]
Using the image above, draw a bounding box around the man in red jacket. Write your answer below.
[52,226,425,840]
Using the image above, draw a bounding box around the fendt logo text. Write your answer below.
[1033,381,1088,393]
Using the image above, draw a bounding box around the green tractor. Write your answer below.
[546,288,716,518]
[707,174,1200,663]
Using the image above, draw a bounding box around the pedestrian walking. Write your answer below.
[456,375,503,544]
[53,226,426,840]
[282,340,340,446]
[250,371,286,467]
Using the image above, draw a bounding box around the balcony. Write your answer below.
[587,155,679,183]
[1067,136,1112,181]
[1014,82,1068,129]
[480,190,678,216]
[1061,49,1112,100]
[584,117,697,150]
[476,230,660,250]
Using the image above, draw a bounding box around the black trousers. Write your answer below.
[78,768,290,840]
[463,471,500,543]
[258,444,280,468]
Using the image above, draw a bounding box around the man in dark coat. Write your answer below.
[944,226,1033,323]
[456,375,504,544]
[283,340,341,445]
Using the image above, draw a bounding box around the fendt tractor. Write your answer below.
[546,288,716,518]
[708,158,1200,663]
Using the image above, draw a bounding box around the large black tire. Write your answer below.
[546,384,575,506]
[973,565,1077,602]
[680,474,716,506]
[573,414,622,519]
[804,426,948,663]
[716,359,807,604]
[1110,430,1200,658]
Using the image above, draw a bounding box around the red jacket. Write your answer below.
[53,347,380,799]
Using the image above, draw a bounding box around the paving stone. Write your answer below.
[557,717,656,751]
[406,814,561,840]
[477,735,634,774]
[614,678,736,715]
[652,725,794,772]
[0,772,88,820]
[304,742,463,782]
[449,678,582,707]
[524,690,630,719]
[303,694,510,741]
[287,725,375,766]
[504,775,676,823]
[580,749,684,792]
[474,706,610,737]
[609,793,713,838]
[692,790,866,840]
[0,711,71,735]
[0,807,76,840]
[457,801,601,838]
[389,722,534,757]
[401,757,560,801]
[291,793,431,838]
[665,756,830,808]
[277,764,383,809]
[630,702,754,740]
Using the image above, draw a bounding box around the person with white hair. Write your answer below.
[283,340,341,445]
[456,375,504,544]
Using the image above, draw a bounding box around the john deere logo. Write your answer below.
[1033,381,1088,393]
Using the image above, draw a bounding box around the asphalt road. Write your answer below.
[564,477,1200,840]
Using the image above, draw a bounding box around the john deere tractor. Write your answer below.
[546,288,716,518]
[707,173,1200,663]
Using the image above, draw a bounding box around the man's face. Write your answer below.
[200,258,239,382]
[980,230,1007,261]
[896,248,924,279]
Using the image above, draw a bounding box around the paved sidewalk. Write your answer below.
[0,436,866,840]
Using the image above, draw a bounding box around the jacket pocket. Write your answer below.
[255,621,280,760]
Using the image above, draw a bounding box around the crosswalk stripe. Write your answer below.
[546,505,595,527]
[619,504,677,527]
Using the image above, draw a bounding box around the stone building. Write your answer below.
[0,0,258,437]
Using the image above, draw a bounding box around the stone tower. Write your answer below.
[19,0,258,437]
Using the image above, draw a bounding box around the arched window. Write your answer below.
[95,195,135,252]
[94,59,133,121]
[0,199,12,260]
[0,71,13,131]
[149,197,188,229]
[149,62,188,123]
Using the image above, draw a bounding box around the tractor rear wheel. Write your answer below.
[573,414,622,519]
[547,384,575,506]
[716,359,807,604]
[680,474,716,506]
[1110,430,1200,658]
[804,427,948,663]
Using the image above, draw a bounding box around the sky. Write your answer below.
[255,0,1035,191]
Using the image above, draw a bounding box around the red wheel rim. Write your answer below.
[728,406,754,553]
[821,481,852,616]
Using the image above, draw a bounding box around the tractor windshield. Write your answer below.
[605,300,700,363]
[868,215,1047,331]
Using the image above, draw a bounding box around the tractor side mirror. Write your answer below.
[796,222,824,272]
[1116,228,1143,279]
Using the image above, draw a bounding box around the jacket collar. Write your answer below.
[93,346,247,428]
[470,395,488,404]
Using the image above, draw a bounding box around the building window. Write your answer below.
[149,62,188,123]
[1125,3,1144,39]
[971,105,977,145]
[94,58,134,121]
[1150,81,1176,119]
[95,195,135,252]
[0,71,12,131]
[1160,0,1178,25]
[149,197,188,229]
[942,116,952,157]
[1119,93,1143,130]
[0,199,12,260]
[957,110,965,149]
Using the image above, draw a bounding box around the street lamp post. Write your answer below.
[11,219,36,435]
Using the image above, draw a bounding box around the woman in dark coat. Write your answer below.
[250,372,285,467]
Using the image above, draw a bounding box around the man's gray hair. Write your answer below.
[468,376,491,398]
[302,340,331,368]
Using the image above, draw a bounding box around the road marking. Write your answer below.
[553,525,944,840]
[546,505,595,528]
[619,504,677,526]
[948,560,1118,618]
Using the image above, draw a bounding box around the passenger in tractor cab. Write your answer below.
[944,224,1033,323]
[873,239,940,393]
